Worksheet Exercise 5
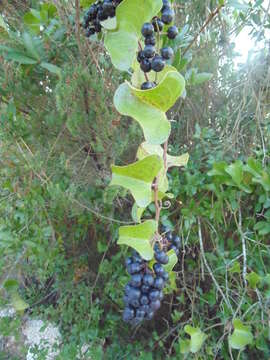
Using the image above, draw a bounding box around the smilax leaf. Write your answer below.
[110,155,162,207]
[229,319,253,350]
[114,83,171,145]
[130,70,185,112]
[184,325,207,353]
[118,220,157,260]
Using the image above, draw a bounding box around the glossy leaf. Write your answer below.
[40,62,61,76]
[117,220,157,260]
[114,83,171,144]
[130,70,185,112]
[229,319,253,350]
[246,272,261,289]
[184,325,207,353]
[164,249,178,272]
[110,155,162,207]
[137,142,189,168]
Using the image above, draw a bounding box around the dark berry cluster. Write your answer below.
[138,0,179,90]
[82,0,122,37]
[122,248,169,324]
[161,226,182,255]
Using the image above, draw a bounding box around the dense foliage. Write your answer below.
[0,0,269,359]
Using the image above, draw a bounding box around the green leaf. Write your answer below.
[179,339,190,354]
[3,50,37,64]
[131,203,145,223]
[117,220,157,260]
[229,319,253,350]
[246,272,261,289]
[164,249,178,272]
[104,0,162,71]
[40,62,61,76]
[11,292,29,312]
[3,279,19,292]
[23,13,41,33]
[191,72,213,85]
[110,155,163,207]
[254,221,270,235]
[100,17,117,30]
[229,261,241,274]
[130,70,185,112]
[22,32,40,60]
[80,0,96,8]
[184,325,207,353]
[225,161,243,186]
[137,142,189,168]
[114,83,171,145]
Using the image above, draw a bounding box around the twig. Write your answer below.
[182,3,224,57]
[198,217,232,311]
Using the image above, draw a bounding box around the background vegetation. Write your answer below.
[0,0,270,359]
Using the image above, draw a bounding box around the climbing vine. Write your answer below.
[83,0,188,324]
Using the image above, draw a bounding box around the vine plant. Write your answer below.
[83,0,188,324]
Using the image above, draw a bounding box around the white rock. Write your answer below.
[22,319,61,360]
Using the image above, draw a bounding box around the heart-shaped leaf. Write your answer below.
[114,83,171,145]
[130,70,185,112]
[110,155,162,207]
[184,325,207,353]
[229,319,253,350]
[118,220,157,260]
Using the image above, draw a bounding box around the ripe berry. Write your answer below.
[127,262,142,274]
[103,1,115,15]
[152,18,164,32]
[97,10,107,21]
[153,277,165,290]
[140,304,150,313]
[170,244,179,255]
[167,25,178,39]
[154,250,169,264]
[140,58,151,73]
[149,289,160,301]
[127,287,141,300]
[136,309,146,320]
[141,285,150,293]
[86,28,96,37]
[93,21,102,33]
[125,257,133,268]
[123,307,134,322]
[162,271,169,281]
[166,231,173,241]
[132,251,143,263]
[141,81,155,90]
[161,9,174,24]
[153,263,165,277]
[130,274,142,287]
[130,298,140,308]
[137,50,145,63]
[151,56,165,72]
[143,45,155,58]
[144,35,156,46]
[161,47,174,60]
[140,295,149,305]
[173,236,181,248]
[145,311,154,320]
[143,274,154,286]
[150,299,161,311]
[141,23,154,37]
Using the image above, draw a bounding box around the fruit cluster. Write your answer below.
[82,0,122,37]
[138,0,179,90]
[122,247,169,324]
[162,226,182,255]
